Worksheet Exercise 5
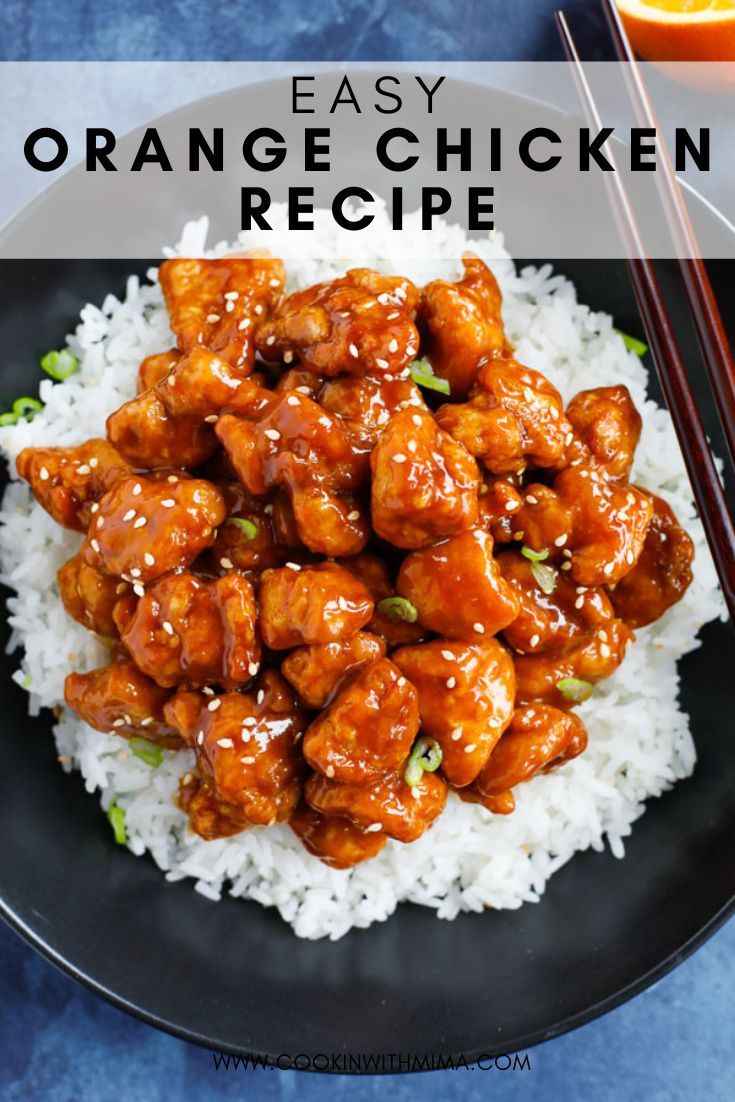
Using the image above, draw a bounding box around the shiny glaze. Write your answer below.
[57,551,127,638]
[514,618,633,708]
[281,631,386,709]
[289,803,387,869]
[16,438,132,531]
[564,385,642,481]
[305,767,448,844]
[258,562,373,649]
[64,657,181,747]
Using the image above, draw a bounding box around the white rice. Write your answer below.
[0,204,724,940]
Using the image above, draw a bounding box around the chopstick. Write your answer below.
[555,10,735,623]
[601,0,735,475]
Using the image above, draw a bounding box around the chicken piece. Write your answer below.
[339,552,427,648]
[303,658,419,784]
[469,705,588,804]
[178,772,251,840]
[216,390,370,557]
[609,492,694,628]
[418,253,506,397]
[281,631,386,709]
[159,253,285,370]
[64,658,182,747]
[476,478,524,544]
[564,385,642,481]
[81,474,225,584]
[457,786,517,815]
[57,551,128,637]
[164,671,304,825]
[436,357,572,476]
[137,349,181,392]
[275,367,322,396]
[397,528,519,640]
[257,268,419,378]
[207,482,284,573]
[498,550,616,657]
[305,767,447,844]
[16,439,132,532]
[370,408,480,549]
[393,640,515,787]
[108,348,275,469]
[258,562,373,650]
[319,373,426,449]
[514,618,633,708]
[516,465,653,586]
[116,572,260,690]
[289,803,387,868]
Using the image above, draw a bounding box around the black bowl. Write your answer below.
[0,82,733,1069]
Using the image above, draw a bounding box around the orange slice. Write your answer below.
[616,0,735,62]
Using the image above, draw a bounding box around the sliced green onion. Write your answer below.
[556,677,594,704]
[107,799,127,845]
[521,545,549,563]
[404,737,443,788]
[12,397,43,420]
[41,348,79,381]
[129,737,164,768]
[614,329,648,357]
[376,596,418,623]
[21,675,32,689]
[0,412,18,427]
[226,517,259,540]
[409,358,451,396]
[530,560,556,595]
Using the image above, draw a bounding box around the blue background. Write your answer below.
[0,1,733,1099]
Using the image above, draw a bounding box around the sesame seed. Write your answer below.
[144,552,155,566]
[526,495,538,505]
[451,728,463,741]
[254,304,264,315]
[140,716,153,727]
[505,500,520,512]
[265,335,276,346]
[600,643,611,658]
[523,387,534,403]
[388,339,399,353]
[167,475,178,483]
[626,550,634,564]
[207,699,221,712]
[349,343,359,358]
[225,290,239,300]
[396,677,406,688]
[441,650,455,662]
[97,516,104,529]
[377,293,390,305]
[473,622,485,634]
[133,516,147,529]
[412,414,422,427]
[407,440,417,453]
[565,432,574,446]
[269,278,281,288]
[392,453,407,464]
[575,596,585,609]
[132,483,142,496]
[446,676,456,689]
[238,318,251,330]
[90,538,100,553]
[123,715,132,726]
[112,718,125,727]
[347,510,360,521]
[406,346,417,356]
[248,662,259,676]
[206,313,220,324]
[162,621,174,635]
[123,509,136,522]
[39,466,50,481]
[576,586,587,593]
[550,406,560,420]
[90,502,99,514]
[133,584,145,597]
[296,386,311,395]
[225,301,234,313]
[376,358,389,369]
[256,690,265,705]
[204,414,218,423]
[202,686,214,696]
[264,428,281,441]
[554,534,568,547]
[161,499,175,508]
[563,548,573,558]
[561,562,572,571]
[626,492,636,505]
[197,731,204,745]
[464,743,476,754]
[287,395,300,406]
[411,786,421,799]
[326,765,335,778]
[530,634,540,647]
[216,738,234,748]
[77,464,91,475]
[387,311,400,320]
[603,562,615,576]
[243,716,257,727]
[365,823,382,833]
[285,562,301,571]
[130,567,141,578]
[284,351,294,364]
[89,457,99,469]
[220,557,234,570]
[242,756,256,765]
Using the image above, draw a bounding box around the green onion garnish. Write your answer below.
[409,358,451,396]
[614,329,648,357]
[0,413,18,426]
[129,737,164,768]
[13,397,43,420]
[376,596,418,623]
[107,799,127,845]
[530,561,556,595]
[41,348,79,381]
[21,675,32,689]
[226,517,259,539]
[521,546,549,563]
[556,677,594,703]
[404,737,443,788]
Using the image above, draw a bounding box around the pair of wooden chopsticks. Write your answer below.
[556,0,735,624]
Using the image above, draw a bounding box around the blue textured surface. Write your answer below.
[0,1,733,1099]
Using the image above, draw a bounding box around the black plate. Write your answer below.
[0,83,734,1069]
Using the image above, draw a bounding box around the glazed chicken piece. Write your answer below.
[393,639,516,788]
[108,347,275,469]
[281,631,386,709]
[57,551,128,637]
[436,357,572,476]
[461,705,588,813]
[609,492,694,628]
[563,385,642,482]
[274,367,322,396]
[514,617,633,708]
[16,439,132,532]
[498,550,617,657]
[178,772,251,840]
[216,390,370,557]
[81,474,225,584]
[418,254,506,397]
[370,407,480,549]
[303,658,419,784]
[137,349,181,392]
[115,572,260,690]
[516,465,653,586]
[64,657,182,747]
[339,552,427,648]
[159,254,285,370]
[476,478,524,544]
[256,268,419,378]
[396,528,519,640]
[305,766,447,844]
[165,671,305,825]
[258,562,373,650]
[289,803,387,869]
[206,482,284,574]
[319,373,426,449]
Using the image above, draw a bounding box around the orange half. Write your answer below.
[616,0,735,61]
